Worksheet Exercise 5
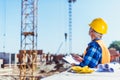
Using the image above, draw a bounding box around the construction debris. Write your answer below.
[0,53,71,80]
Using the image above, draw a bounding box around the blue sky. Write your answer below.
[0,0,120,54]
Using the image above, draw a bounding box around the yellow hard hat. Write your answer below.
[89,18,108,34]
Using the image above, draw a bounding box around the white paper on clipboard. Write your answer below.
[63,55,80,65]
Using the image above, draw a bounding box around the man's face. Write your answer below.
[89,28,94,35]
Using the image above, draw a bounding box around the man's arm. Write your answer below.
[79,44,102,68]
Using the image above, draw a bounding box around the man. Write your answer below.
[72,18,110,68]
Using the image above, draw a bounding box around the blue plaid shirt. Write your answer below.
[78,39,102,68]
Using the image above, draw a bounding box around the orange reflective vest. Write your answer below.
[96,40,110,64]
[84,40,110,64]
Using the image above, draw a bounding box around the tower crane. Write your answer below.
[19,0,38,80]
[68,0,76,54]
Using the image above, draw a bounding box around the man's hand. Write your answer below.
[71,63,76,66]
[72,54,83,62]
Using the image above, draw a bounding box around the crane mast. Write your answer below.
[68,0,76,54]
[20,0,38,79]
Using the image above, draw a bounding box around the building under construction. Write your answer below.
[0,0,77,79]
